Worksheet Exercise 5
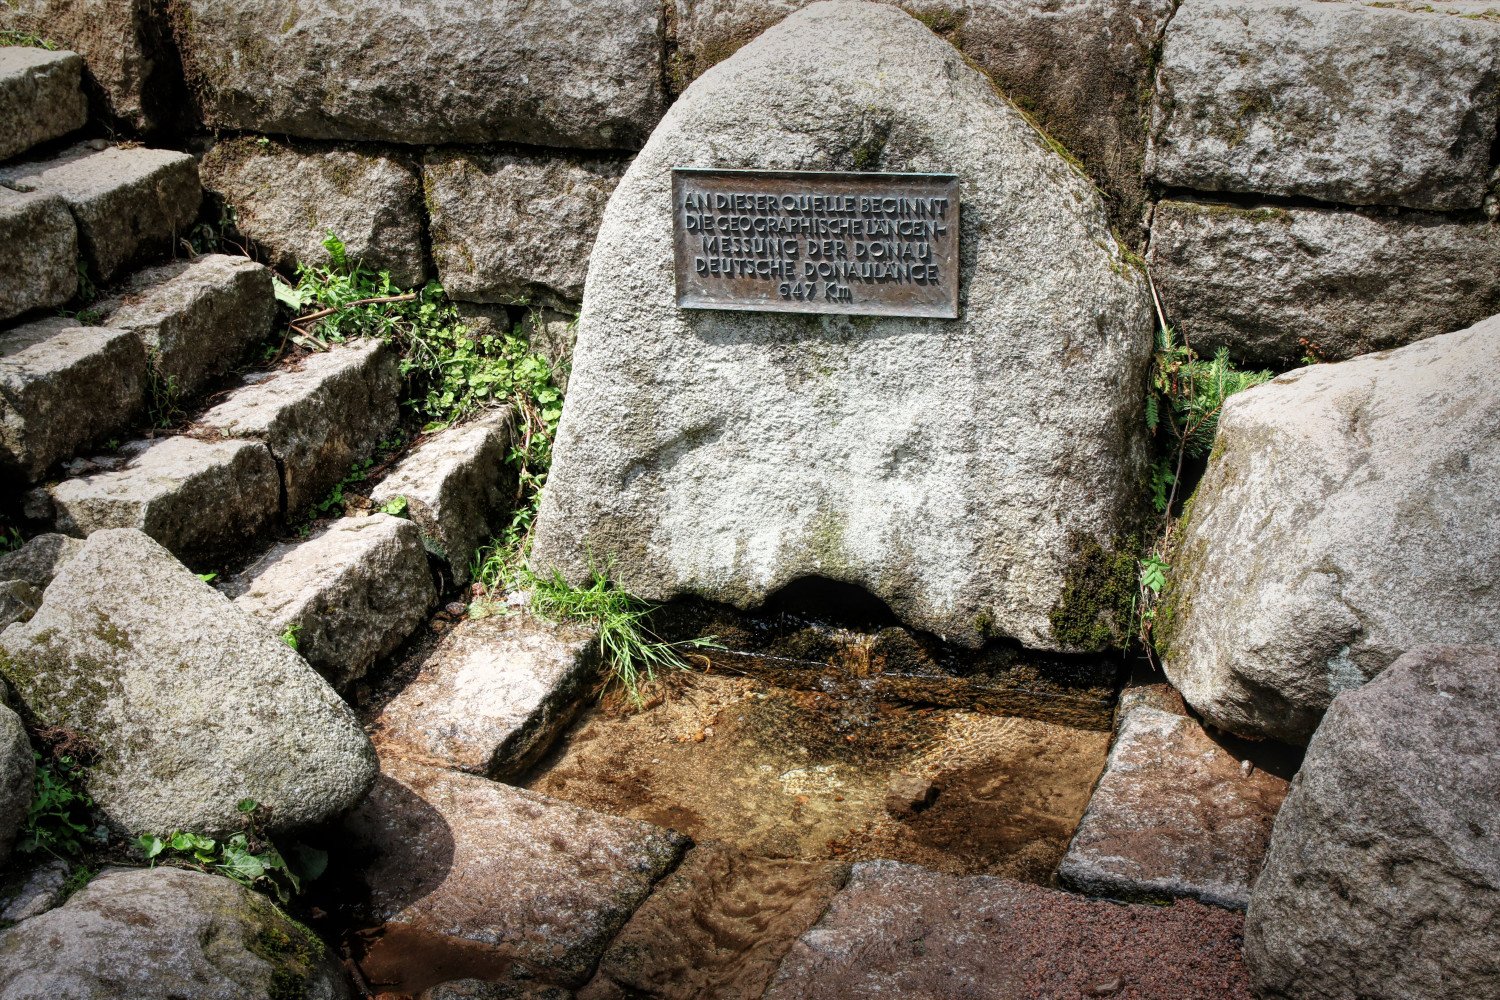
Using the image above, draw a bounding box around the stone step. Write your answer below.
[373,612,599,779]
[223,513,436,689]
[196,338,401,517]
[0,142,200,283]
[369,410,515,585]
[0,316,146,482]
[0,188,77,324]
[95,253,278,399]
[33,435,280,566]
[0,47,87,163]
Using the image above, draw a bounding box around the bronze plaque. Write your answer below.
[672,169,960,319]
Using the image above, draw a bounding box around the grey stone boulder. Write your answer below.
[201,138,427,288]
[532,1,1153,651]
[0,859,68,925]
[1160,314,1500,743]
[0,866,351,999]
[0,699,31,863]
[0,188,76,324]
[1148,0,1500,211]
[173,0,666,149]
[1149,200,1500,368]
[198,338,401,516]
[670,0,1177,241]
[345,759,687,987]
[0,0,188,133]
[0,533,82,590]
[0,144,201,282]
[373,612,599,779]
[97,253,278,398]
[369,410,516,585]
[225,514,436,689]
[1058,706,1289,909]
[0,529,376,837]
[425,150,627,307]
[0,317,147,482]
[0,47,87,162]
[42,436,281,566]
[0,581,41,632]
[1245,645,1500,1000]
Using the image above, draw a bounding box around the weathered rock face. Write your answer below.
[345,759,687,988]
[0,699,31,863]
[0,581,41,631]
[0,866,351,1000]
[0,47,87,162]
[0,534,83,591]
[532,1,1153,650]
[369,411,516,585]
[0,144,201,282]
[1148,0,1500,211]
[1245,646,1500,1000]
[1058,706,1289,909]
[0,0,186,133]
[374,613,599,779]
[423,983,571,1000]
[1160,315,1500,743]
[762,860,1252,999]
[197,339,401,516]
[226,514,436,689]
[1149,200,1500,368]
[201,138,427,288]
[174,0,666,149]
[670,0,1176,240]
[0,529,376,837]
[0,858,68,924]
[0,317,146,482]
[98,253,278,398]
[425,150,627,307]
[0,189,76,324]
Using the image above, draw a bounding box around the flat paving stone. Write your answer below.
[226,513,435,689]
[763,859,1252,1000]
[1059,706,1291,909]
[0,143,201,282]
[344,758,688,991]
[197,339,400,515]
[99,253,277,398]
[42,436,280,566]
[369,410,515,585]
[0,186,76,324]
[374,612,599,779]
[0,47,87,162]
[0,317,146,481]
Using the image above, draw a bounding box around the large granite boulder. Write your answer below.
[173,0,665,149]
[1159,315,1500,743]
[532,1,1153,650]
[1149,200,1500,368]
[0,529,376,837]
[1148,0,1500,211]
[0,866,350,999]
[1245,646,1500,1000]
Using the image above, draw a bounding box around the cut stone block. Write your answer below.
[0,188,77,323]
[1150,200,1500,368]
[1058,706,1290,909]
[43,436,280,566]
[0,143,201,282]
[345,759,688,988]
[374,613,598,778]
[225,514,436,689]
[197,339,401,516]
[763,860,1252,999]
[0,47,87,162]
[1148,0,1500,211]
[201,138,428,288]
[369,411,515,584]
[0,529,376,837]
[97,253,277,398]
[425,150,626,307]
[0,316,146,481]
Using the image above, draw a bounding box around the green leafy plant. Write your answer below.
[136,798,320,905]
[0,526,22,554]
[146,364,186,429]
[196,571,218,583]
[20,754,97,859]
[379,495,409,517]
[278,623,301,650]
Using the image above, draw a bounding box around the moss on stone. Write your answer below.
[1048,531,1140,650]
[247,913,326,1000]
